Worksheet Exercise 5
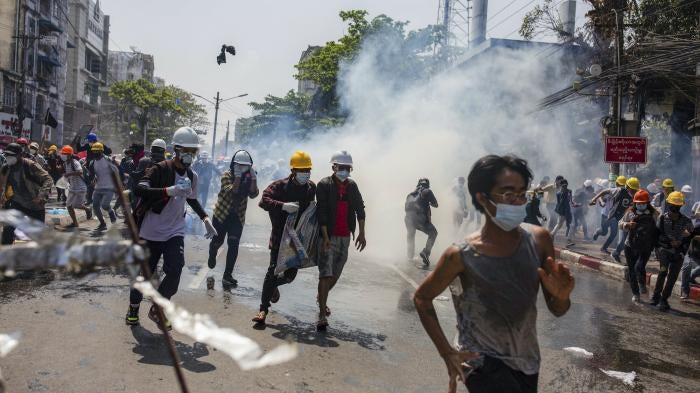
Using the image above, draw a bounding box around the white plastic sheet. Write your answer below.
[563,346,594,360]
[0,332,20,357]
[599,369,636,386]
[133,278,297,370]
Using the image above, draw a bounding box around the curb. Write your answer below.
[555,247,700,301]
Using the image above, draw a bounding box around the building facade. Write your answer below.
[63,0,109,144]
[106,50,154,82]
[0,0,68,146]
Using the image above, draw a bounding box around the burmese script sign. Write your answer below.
[604,137,647,164]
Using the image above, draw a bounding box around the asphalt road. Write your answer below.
[0,221,698,392]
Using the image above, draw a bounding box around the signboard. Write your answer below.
[0,112,31,139]
[604,136,647,164]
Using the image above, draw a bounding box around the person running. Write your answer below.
[252,151,316,326]
[0,143,53,245]
[126,126,217,327]
[86,143,118,231]
[651,178,674,214]
[611,177,641,263]
[524,189,546,226]
[619,190,658,302]
[680,236,700,300]
[540,175,563,231]
[572,180,595,240]
[590,176,631,254]
[451,177,469,233]
[59,145,93,229]
[551,179,579,245]
[414,154,574,393]
[45,145,66,204]
[192,151,222,207]
[315,150,367,331]
[405,178,439,266]
[651,191,693,311]
[113,148,136,216]
[208,150,259,287]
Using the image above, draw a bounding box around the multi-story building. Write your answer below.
[106,50,154,82]
[63,0,109,144]
[297,46,321,97]
[0,0,68,145]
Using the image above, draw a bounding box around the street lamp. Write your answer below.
[192,92,248,156]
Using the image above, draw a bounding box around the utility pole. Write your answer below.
[609,2,625,177]
[224,120,230,157]
[211,91,220,157]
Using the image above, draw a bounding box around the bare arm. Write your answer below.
[589,189,610,205]
[531,226,574,317]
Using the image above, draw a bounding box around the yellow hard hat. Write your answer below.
[289,151,312,169]
[666,191,685,206]
[90,142,104,152]
[626,177,640,191]
[662,178,674,188]
[48,145,57,152]
[616,175,627,186]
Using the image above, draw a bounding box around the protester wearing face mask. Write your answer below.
[85,142,118,231]
[414,154,574,393]
[59,145,93,229]
[611,177,641,263]
[207,150,259,287]
[192,151,222,208]
[651,191,693,311]
[551,179,579,246]
[126,127,217,328]
[590,175,633,256]
[315,150,366,330]
[45,145,66,203]
[0,143,53,245]
[26,141,48,169]
[405,178,439,266]
[252,151,316,326]
[619,190,659,302]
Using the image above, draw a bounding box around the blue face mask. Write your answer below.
[295,172,311,185]
[335,170,350,182]
[485,199,527,232]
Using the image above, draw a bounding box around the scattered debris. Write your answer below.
[599,369,636,386]
[563,346,594,360]
[0,332,20,357]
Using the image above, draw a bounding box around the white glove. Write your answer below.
[203,217,218,239]
[282,202,299,213]
[165,185,189,197]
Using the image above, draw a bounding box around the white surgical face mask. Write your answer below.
[60,154,68,161]
[295,172,311,185]
[5,156,18,166]
[485,199,527,232]
[335,170,350,182]
[30,148,37,155]
[233,164,249,177]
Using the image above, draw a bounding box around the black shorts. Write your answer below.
[465,356,538,393]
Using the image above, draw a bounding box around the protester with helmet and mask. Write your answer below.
[651,178,674,214]
[619,190,659,302]
[610,177,641,263]
[0,143,53,244]
[207,150,259,287]
[590,175,633,255]
[252,151,316,326]
[46,145,66,203]
[59,145,93,229]
[315,150,366,330]
[405,178,439,266]
[26,141,48,170]
[679,185,693,217]
[85,142,118,231]
[126,127,217,328]
[131,138,167,188]
[414,154,573,393]
[651,191,693,311]
[192,151,222,207]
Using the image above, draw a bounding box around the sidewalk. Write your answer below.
[554,237,700,302]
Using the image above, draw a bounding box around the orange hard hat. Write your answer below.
[60,145,74,155]
[633,190,650,204]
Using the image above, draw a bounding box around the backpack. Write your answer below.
[405,189,423,213]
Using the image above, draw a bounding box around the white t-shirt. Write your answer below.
[65,159,87,193]
[139,171,198,242]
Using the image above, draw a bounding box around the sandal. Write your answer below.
[252,311,267,324]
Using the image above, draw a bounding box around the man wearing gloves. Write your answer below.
[252,151,316,326]
[208,150,259,286]
[125,126,218,328]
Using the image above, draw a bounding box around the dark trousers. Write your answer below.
[1,203,45,245]
[573,209,588,238]
[57,188,66,202]
[465,356,538,393]
[653,249,684,301]
[596,215,619,251]
[129,236,185,304]
[624,245,652,296]
[259,248,298,312]
[405,215,438,259]
[198,181,211,207]
[208,214,244,276]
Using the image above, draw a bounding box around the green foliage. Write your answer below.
[630,0,700,40]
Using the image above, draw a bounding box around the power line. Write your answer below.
[487,0,539,34]
[489,0,522,23]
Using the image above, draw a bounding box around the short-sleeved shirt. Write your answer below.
[92,158,116,190]
[333,182,350,237]
[64,159,87,193]
[139,172,198,242]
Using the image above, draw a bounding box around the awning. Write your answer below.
[38,55,62,67]
[38,18,63,33]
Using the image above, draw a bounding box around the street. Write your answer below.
[0,221,698,393]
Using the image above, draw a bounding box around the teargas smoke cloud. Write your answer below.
[245,33,606,263]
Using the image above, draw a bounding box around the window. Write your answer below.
[36,95,45,117]
[53,0,63,19]
[2,79,17,108]
[84,48,102,75]
[83,81,98,105]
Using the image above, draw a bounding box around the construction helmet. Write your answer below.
[633,190,650,204]
[86,132,98,143]
[330,150,353,167]
[90,142,104,152]
[681,185,692,193]
[4,143,22,156]
[16,137,28,145]
[151,138,167,150]
[48,145,57,152]
[662,178,674,188]
[199,151,210,159]
[29,142,39,150]
[583,179,593,188]
[626,177,640,191]
[290,151,312,169]
[232,150,253,165]
[666,191,685,206]
[171,127,200,148]
[616,175,627,186]
[60,145,74,155]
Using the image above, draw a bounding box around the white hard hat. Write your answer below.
[171,127,200,148]
[151,138,167,150]
[599,179,610,189]
[232,150,253,165]
[681,185,693,193]
[200,151,210,159]
[583,179,593,188]
[330,150,353,166]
